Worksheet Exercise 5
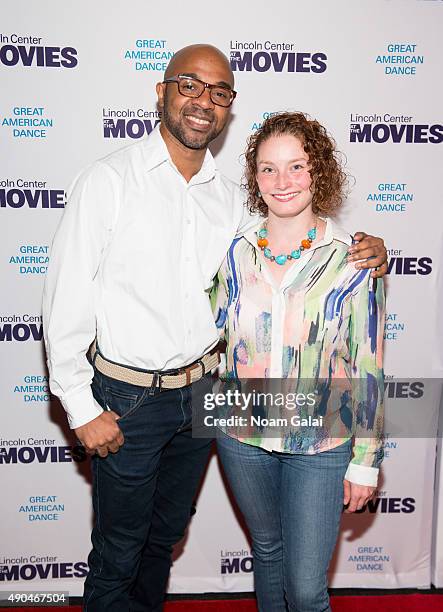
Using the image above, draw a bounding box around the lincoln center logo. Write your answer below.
[103,108,161,139]
[0,178,65,208]
[349,113,442,143]
[0,440,87,464]
[0,34,77,68]
[229,40,327,73]
[0,559,87,581]
[0,315,43,341]
[387,251,432,275]
[355,497,415,514]
[220,549,253,574]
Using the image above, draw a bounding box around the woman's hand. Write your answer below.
[343,479,376,513]
[347,232,387,278]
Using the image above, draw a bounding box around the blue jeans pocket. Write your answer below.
[103,385,144,421]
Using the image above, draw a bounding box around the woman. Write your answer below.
[212,112,385,612]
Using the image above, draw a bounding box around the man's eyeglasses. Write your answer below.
[163,75,237,108]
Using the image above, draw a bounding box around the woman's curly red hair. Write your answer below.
[242,111,348,217]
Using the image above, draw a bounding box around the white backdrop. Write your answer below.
[1,0,442,597]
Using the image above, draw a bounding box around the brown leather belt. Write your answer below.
[90,341,220,390]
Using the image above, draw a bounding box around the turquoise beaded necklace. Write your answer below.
[256,221,318,266]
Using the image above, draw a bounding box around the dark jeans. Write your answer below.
[217,434,352,612]
[83,368,213,612]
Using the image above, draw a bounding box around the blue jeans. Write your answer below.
[83,368,213,612]
[217,434,352,612]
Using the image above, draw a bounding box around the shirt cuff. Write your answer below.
[345,462,379,487]
[60,385,104,429]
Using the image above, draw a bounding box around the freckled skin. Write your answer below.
[256,134,313,218]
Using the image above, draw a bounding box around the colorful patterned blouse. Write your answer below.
[211,218,385,486]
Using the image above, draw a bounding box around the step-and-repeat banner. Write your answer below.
[1,0,442,597]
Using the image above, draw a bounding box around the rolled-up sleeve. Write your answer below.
[42,162,118,429]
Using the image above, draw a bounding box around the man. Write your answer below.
[43,44,387,611]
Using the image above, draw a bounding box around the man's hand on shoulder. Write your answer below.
[75,411,124,457]
[347,232,388,278]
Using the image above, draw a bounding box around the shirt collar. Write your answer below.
[322,218,353,246]
[244,216,353,249]
[142,123,217,183]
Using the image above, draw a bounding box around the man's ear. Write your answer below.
[156,82,165,110]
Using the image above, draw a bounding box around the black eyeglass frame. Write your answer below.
[162,74,237,107]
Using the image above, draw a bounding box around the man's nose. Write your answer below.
[195,87,215,109]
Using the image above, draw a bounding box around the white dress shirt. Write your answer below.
[43,125,256,429]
